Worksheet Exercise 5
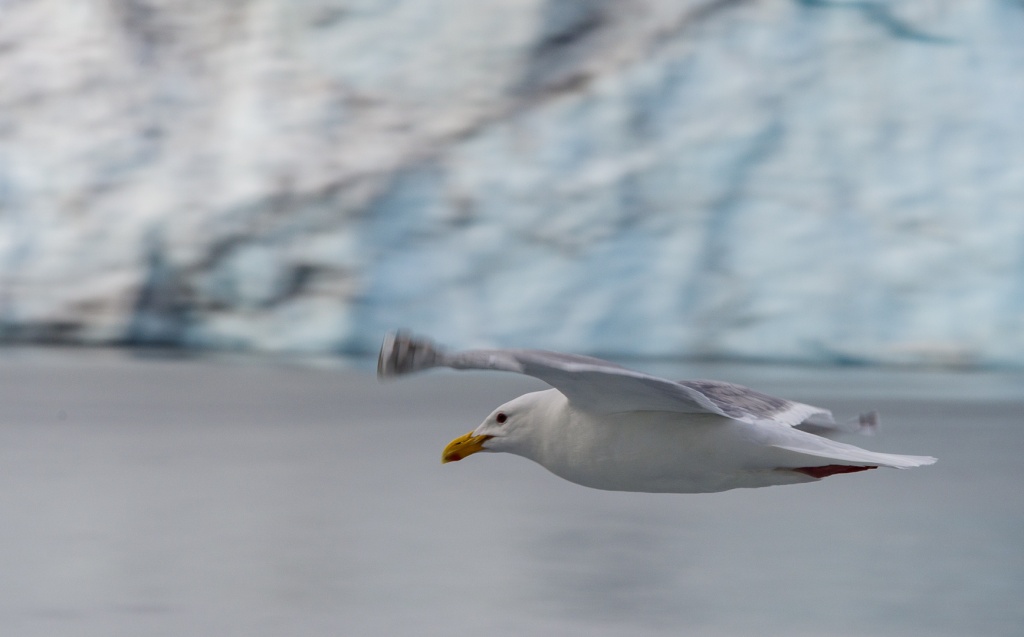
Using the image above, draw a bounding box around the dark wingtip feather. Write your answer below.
[377,330,444,380]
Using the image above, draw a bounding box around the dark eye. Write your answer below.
[496,412,507,424]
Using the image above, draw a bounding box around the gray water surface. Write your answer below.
[0,350,1020,636]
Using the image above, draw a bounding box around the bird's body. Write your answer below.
[378,332,936,494]
[519,389,801,492]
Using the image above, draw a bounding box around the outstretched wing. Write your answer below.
[378,331,834,426]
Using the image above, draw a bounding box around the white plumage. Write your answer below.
[378,332,936,493]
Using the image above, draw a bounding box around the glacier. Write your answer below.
[1,0,1023,367]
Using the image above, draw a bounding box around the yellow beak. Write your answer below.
[441,431,493,464]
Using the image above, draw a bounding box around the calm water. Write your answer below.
[0,349,1020,636]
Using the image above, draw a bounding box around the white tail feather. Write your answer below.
[773,442,937,469]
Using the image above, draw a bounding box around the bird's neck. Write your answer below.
[519,390,577,465]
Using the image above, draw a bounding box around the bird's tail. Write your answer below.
[773,434,936,471]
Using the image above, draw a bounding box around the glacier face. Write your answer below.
[1,1,1023,366]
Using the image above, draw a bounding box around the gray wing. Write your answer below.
[378,331,835,427]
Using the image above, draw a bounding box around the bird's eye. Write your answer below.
[496,412,508,424]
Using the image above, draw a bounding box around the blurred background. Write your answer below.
[1,2,1023,636]
[2,0,1022,365]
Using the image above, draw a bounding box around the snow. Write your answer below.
[1,1,1023,366]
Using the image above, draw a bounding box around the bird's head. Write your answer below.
[441,390,553,463]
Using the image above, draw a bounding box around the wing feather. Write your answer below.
[379,331,833,425]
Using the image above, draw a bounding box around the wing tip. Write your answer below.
[377,330,444,380]
[376,331,396,379]
[857,410,879,436]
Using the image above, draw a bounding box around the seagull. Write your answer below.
[377,332,936,493]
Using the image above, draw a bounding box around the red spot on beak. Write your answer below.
[793,465,878,479]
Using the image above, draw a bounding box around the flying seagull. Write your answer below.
[377,332,936,493]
